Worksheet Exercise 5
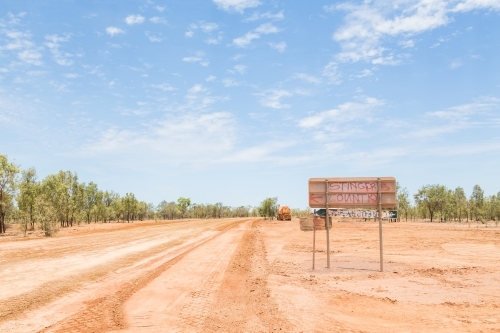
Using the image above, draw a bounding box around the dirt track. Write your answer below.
[1,218,499,332]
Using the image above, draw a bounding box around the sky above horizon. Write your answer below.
[1,0,500,208]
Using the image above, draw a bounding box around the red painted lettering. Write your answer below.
[330,183,341,190]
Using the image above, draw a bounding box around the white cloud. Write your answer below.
[64,73,79,78]
[182,51,209,66]
[18,49,43,66]
[183,56,203,62]
[206,75,217,82]
[82,112,237,163]
[299,97,383,129]
[244,10,284,22]
[258,90,293,109]
[106,26,125,36]
[330,0,500,65]
[151,83,176,91]
[269,41,286,52]
[150,16,167,24]
[255,23,280,34]
[400,39,415,48]
[155,6,166,12]
[293,73,322,84]
[323,62,342,84]
[125,14,145,25]
[200,22,219,33]
[355,68,374,78]
[145,31,163,42]
[213,0,261,13]
[402,97,499,139]
[222,78,240,87]
[233,32,260,47]
[44,34,73,66]
[206,35,223,45]
[227,64,247,74]
[372,55,402,65]
[0,24,44,66]
[233,23,280,48]
[449,59,463,69]
[453,0,500,12]
[331,1,449,63]
[185,22,222,44]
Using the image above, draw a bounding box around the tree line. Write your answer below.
[398,184,500,224]
[0,155,275,237]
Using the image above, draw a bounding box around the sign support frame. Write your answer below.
[378,177,384,272]
[325,179,331,269]
[312,221,316,270]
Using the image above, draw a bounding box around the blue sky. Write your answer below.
[1,0,499,208]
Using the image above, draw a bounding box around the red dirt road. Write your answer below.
[1,218,499,332]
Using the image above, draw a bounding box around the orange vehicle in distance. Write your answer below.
[277,205,292,221]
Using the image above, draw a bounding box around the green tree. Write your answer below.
[177,197,191,218]
[470,185,484,222]
[258,197,278,220]
[0,155,20,233]
[454,187,467,222]
[122,193,138,222]
[17,167,39,230]
[397,187,410,221]
[414,185,447,222]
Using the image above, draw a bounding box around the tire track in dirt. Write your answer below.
[0,219,241,325]
[39,219,251,333]
[203,220,295,332]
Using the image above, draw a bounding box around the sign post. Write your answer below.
[378,177,383,272]
[308,177,396,272]
[325,179,330,269]
[312,221,316,270]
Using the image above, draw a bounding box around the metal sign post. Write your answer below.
[325,179,330,269]
[378,177,384,272]
[312,221,316,270]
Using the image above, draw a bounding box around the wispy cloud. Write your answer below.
[222,78,240,87]
[44,34,73,66]
[227,64,247,74]
[258,89,293,109]
[125,14,145,25]
[453,0,500,12]
[145,31,163,42]
[449,59,463,70]
[150,16,167,24]
[106,26,125,36]
[185,22,222,44]
[244,10,284,22]
[151,83,176,91]
[233,23,280,47]
[299,97,383,130]
[329,0,500,65]
[0,19,43,66]
[293,73,322,84]
[323,62,341,84]
[269,41,286,52]
[81,112,237,164]
[182,51,209,66]
[213,0,261,13]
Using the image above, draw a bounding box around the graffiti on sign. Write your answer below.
[308,177,397,209]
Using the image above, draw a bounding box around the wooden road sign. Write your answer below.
[308,177,397,209]
[307,177,396,272]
